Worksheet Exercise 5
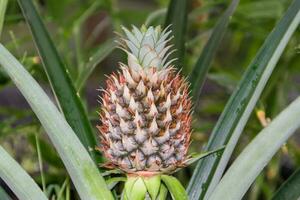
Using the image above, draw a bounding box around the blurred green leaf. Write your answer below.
[209,96,300,200]
[236,1,283,19]
[207,72,239,92]
[145,8,166,27]
[0,0,7,38]
[0,186,12,200]
[271,167,300,200]
[161,175,188,200]
[189,0,240,103]
[46,0,72,22]
[17,0,100,162]
[0,146,47,200]
[76,39,116,91]
[118,9,151,27]
[187,0,300,199]
[56,177,69,200]
[46,184,61,199]
[164,0,188,68]
[0,44,114,200]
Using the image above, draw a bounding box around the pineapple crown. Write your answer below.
[118,25,176,70]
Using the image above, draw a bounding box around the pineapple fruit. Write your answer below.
[98,25,192,199]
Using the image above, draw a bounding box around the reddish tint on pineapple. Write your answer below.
[97,26,192,175]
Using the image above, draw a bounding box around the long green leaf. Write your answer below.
[164,0,188,67]
[189,0,239,102]
[0,44,114,200]
[16,0,100,162]
[0,0,7,38]
[271,167,300,200]
[208,96,300,200]
[0,146,47,200]
[161,175,188,200]
[187,1,300,199]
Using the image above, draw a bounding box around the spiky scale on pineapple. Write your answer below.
[97,25,192,175]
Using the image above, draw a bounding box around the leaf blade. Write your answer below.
[161,175,188,200]
[187,0,300,199]
[209,96,300,200]
[17,0,100,162]
[0,146,47,200]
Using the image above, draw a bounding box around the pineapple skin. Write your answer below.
[97,26,192,175]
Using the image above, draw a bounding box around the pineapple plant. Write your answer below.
[97,26,195,199]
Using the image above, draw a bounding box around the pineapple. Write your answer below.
[97,25,192,199]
